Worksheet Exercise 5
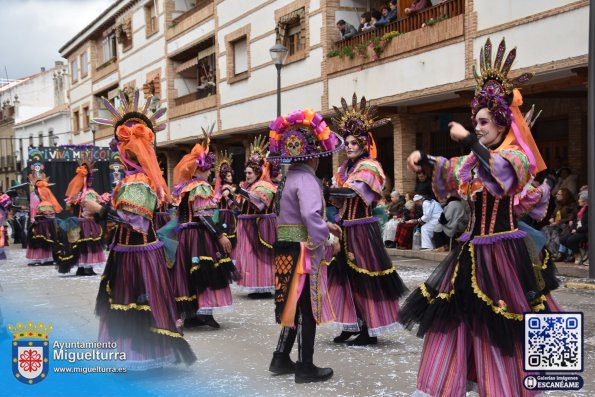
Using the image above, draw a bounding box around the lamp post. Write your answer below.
[91,124,96,147]
[269,42,289,117]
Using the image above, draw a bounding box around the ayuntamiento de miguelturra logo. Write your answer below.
[8,321,52,385]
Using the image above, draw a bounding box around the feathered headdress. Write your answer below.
[245,135,269,179]
[93,87,170,202]
[213,150,233,198]
[332,93,389,159]
[173,124,216,186]
[471,37,546,175]
[268,108,343,162]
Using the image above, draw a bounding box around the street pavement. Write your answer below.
[1,246,593,396]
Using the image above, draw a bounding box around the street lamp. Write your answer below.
[269,42,289,117]
[91,124,96,147]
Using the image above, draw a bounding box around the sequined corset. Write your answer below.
[466,191,516,236]
[340,196,372,222]
[113,221,158,246]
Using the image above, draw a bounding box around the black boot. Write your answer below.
[75,267,86,276]
[333,330,359,343]
[269,351,296,375]
[347,327,377,346]
[84,268,97,276]
[197,314,220,329]
[295,362,333,384]
[183,316,206,328]
[248,292,273,299]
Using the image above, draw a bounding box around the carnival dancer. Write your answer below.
[399,38,561,396]
[0,193,13,260]
[232,135,277,298]
[328,94,407,346]
[214,150,239,247]
[26,177,62,266]
[170,126,235,329]
[64,161,106,276]
[267,109,343,383]
[85,88,196,370]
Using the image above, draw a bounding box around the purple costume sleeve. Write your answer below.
[247,192,266,211]
[514,182,551,221]
[117,209,150,233]
[478,149,531,198]
[297,174,330,249]
[348,181,378,206]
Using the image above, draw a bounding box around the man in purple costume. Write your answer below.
[267,108,343,383]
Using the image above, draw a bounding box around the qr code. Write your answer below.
[524,313,582,371]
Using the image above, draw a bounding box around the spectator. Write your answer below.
[395,199,417,249]
[383,191,406,247]
[360,12,375,32]
[336,19,358,39]
[552,166,578,197]
[432,196,469,252]
[405,0,432,16]
[375,7,390,28]
[373,196,389,234]
[415,169,434,200]
[543,188,577,259]
[559,191,589,265]
[387,0,399,22]
[413,194,442,250]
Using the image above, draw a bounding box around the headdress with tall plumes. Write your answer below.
[268,108,344,162]
[173,124,216,186]
[92,87,170,202]
[65,160,97,203]
[216,150,234,180]
[470,37,546,175]
[93,88,166,136]
[332,94,389,159]
[214,150,234,198]
[245,135,268,178]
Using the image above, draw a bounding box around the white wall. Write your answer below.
[475,0,578,31]
[328,43,466,107]
[167,19,215,55]
[14,113,70,162]
[168,109,218,141]
[474,7,588,70]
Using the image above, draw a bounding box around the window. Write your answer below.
[170,37,216,107]
[81,52,88,77]
[116,17,133,51]
[49,129,56,146]
[145,2,158,36]
[29,134,33,147]
[285,21,302,56]
[82,106,90,130]
[276,6,307,63]
[101,32,117,65]
[225,26,250,83]
[71,59,78,82]
[73,110,80,133]
[38,132,44,147]
[233,37,248,75]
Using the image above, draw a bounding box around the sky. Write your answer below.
[0,0,113,80]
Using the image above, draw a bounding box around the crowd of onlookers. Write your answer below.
[376,163,589,266]
[336,0,439,40]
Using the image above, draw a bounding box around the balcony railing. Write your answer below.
[335,0,464,48]
[172,0,213,25]
[173,85,216,107]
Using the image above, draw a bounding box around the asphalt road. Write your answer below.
[0,247,593,396]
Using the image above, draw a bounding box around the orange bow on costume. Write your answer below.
[65,165,89,202]
[116,124,171,203]
[173,143,207,186]
[35,180,63,213]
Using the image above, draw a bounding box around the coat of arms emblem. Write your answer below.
[8,321,52,385]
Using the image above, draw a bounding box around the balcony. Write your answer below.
[327,0,465,75]
[170,91,217,119]
[167,0,214,40]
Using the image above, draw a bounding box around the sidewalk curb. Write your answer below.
[387,248,590,279]
[565,282,595,290]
